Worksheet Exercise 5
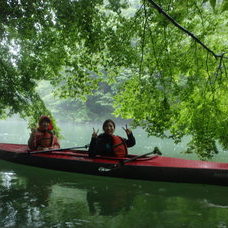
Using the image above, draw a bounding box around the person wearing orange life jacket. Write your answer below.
[88,119,136,158]
[28,116,60,151]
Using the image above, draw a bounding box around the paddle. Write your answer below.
[28,145,89,154]
[98,146,161,172]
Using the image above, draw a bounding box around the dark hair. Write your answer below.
[39,116,51,124]
[102,119,116,130]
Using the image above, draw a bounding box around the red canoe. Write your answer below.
[0,143,228,186]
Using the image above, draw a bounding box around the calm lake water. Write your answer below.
[1,119,228,228]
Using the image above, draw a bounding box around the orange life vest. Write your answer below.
[112,135,128,157]
[35,130,53,148]
[28,129,60,150]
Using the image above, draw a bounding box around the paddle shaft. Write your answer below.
[98,149,159,172]
[29,145,89,154]
[120,151,154,165]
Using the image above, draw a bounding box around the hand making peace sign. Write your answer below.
[122,124,132,136]
[92,128,99,138]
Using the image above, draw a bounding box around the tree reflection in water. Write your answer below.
[1,160,228,227]
[87,184,135,216]
[0,170,50,227]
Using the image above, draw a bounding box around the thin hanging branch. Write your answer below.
[146,0,226,59]
[139,0,148,76]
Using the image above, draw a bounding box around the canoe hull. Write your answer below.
[0,143,228,186]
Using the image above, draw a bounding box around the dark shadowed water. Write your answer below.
[1,119,228,228]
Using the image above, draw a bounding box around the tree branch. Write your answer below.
[146,0,225,59]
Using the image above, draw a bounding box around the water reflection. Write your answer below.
[1,160,228,227]
[0,169,50,227]
[86,183,135,216]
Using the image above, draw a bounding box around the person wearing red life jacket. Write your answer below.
[88,119,136,158]
[28,116,60,151]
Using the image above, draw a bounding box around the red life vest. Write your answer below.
[28,130,58,150]
[35,130,53,148]
[112,135,128,157]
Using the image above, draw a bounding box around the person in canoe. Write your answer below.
[28,115,60,151]
[88,119,136,158]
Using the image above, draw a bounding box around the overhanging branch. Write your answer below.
[147,0,225,59]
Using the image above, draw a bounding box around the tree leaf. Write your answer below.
[221,0,228,12]
[210,0,216,9]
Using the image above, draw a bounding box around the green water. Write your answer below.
[1,119,228,227]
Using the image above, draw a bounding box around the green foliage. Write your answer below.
[0,0,228,158]
[210,0,216,9]
[221,0,228,12]
[113,0,228,159]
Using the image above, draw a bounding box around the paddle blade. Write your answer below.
[153,147,162,155]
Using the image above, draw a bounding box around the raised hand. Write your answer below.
[122,124,132,135]
[92,128,99,138]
